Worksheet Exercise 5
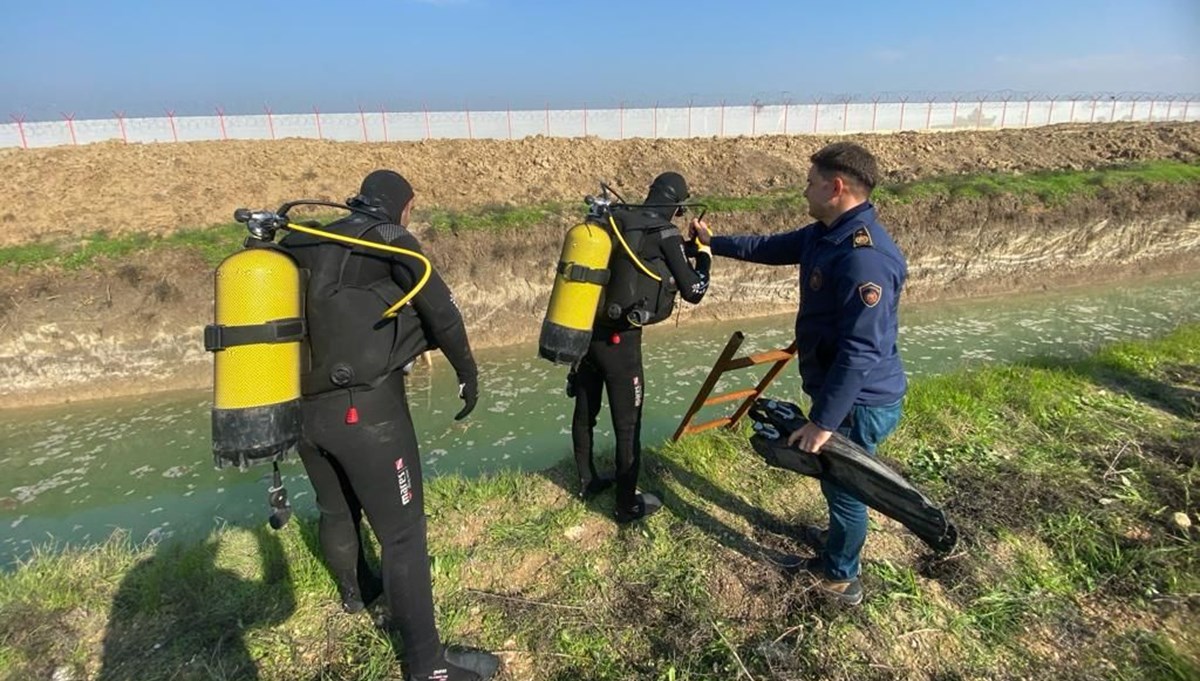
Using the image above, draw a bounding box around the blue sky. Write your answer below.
[2,0,1198,121]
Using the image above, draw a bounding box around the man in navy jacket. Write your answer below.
[691,142,907,605]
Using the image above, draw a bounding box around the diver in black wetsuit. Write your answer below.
[280,170,498,681]
[570,172,712,522]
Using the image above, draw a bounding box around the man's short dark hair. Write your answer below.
[810,142,879,194]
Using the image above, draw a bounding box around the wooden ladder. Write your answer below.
[671,331,797,442]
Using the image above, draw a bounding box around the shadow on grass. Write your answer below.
[1028,356,1200,422]
[536,444,806,569]
[97,525,295,681]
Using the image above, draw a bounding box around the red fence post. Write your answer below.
[812,97,822,133]
[423,103,431,140]
[264,105,276,140]
[358,105,369,142]
[62,112,77,145]
[216,106,228,141]
[380,105,389,142]
[166,109,178,142]
[114,110,128,143]
[10,114,28,149]
[313,106,323,140]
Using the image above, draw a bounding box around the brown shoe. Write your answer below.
[814,577,864,606]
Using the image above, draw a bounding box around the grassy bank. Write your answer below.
[2,326,1199,680]
[2,161,1198,271]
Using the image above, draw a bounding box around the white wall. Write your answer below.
[3,97,1196,149]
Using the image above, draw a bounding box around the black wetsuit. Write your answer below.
[281,215,476,677]
[571,208,710,514]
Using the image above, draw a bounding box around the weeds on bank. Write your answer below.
[1,326,1198,680]
[874,159,1200,204]
[3,162,1197,270]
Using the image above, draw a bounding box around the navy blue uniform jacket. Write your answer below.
[711,202,907,431]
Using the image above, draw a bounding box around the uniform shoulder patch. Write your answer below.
[852,227,874,248]
[858,282,882,307]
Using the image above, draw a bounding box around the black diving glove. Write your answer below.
[455,375,478,420]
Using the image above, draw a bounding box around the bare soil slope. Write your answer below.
[2,123,1199,246]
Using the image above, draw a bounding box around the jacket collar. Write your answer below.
[820,202,875,244]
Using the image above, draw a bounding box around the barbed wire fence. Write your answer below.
[4,90,1197,150]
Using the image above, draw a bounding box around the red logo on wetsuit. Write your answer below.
[394,457,413,505]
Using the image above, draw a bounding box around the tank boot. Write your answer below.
[406,646,501,681]
[340,571,384,614]
[614,491,663,524]
[578,472,615,501]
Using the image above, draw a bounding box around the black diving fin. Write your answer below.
[748,398,958,553]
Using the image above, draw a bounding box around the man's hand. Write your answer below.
[454,376,478,420]
[688,218,712,246]
[787,422,832,454]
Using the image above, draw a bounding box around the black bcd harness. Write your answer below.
[282,216,435,396]
[600,207,679,329]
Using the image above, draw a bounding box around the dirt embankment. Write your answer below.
[2,122,1199,247]
[1,124,1199,408]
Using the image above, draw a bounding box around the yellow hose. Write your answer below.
[284,222,431,319]
[607,214,662,282]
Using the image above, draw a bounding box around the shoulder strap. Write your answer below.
[333,215,392,286]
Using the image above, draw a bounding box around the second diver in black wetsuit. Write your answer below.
[570,171,712,523]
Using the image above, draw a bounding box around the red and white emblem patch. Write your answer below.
[858,282,882,308]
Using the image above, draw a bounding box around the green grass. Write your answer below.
[874,159,1200,204]
[426,201,564,233]
[0,223,248,271]
[1,326,1199,679]
[3,161,1197,270]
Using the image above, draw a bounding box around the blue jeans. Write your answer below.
[819,399,903,581]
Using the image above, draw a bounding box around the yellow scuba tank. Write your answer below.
[206,205,436,469]
[538,199,613,365]
[205,241,305,471]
